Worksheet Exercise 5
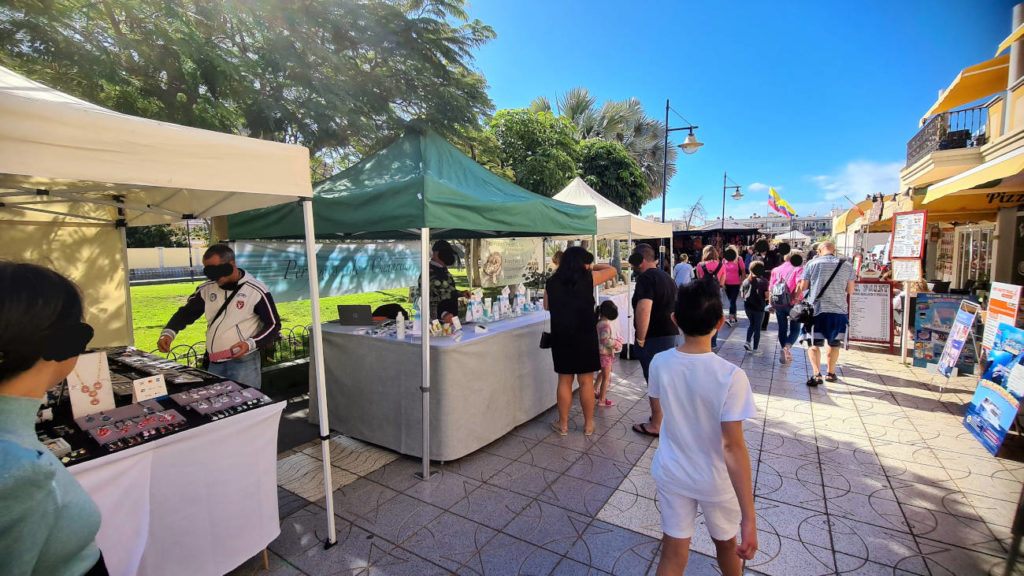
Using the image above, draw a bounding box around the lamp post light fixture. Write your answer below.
[660,99,703,266]
[722,171,742,250]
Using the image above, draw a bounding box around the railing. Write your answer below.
[153,324,312,368]
[906,105,988,167]
[130,266,204,283]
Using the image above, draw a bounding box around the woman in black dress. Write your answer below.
[544,247,618,436]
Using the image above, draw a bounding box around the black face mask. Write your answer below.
[203,263,234,281]
[41,322,94,362]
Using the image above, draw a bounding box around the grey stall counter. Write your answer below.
[310,311,564,461]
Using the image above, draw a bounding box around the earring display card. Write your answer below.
[132,374,168,402]
[67,352,116,419]
[169,381,242,406]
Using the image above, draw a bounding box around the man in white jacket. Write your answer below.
[158,244,281,388]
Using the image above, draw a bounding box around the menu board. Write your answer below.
[892,259,922,282]
[914,294,978,375]
[982,282,1022,351]
[891,210,927,259]
[848,281,892,344]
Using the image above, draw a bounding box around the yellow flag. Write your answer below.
[768,187,797,218]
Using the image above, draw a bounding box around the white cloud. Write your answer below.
[747,182,770,192]
[807,160,903,202]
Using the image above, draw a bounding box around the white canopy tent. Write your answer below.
[553,177,673,239]
[774,229,811,242]
[0,66,340,546]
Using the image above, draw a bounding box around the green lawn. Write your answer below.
[130,270,492,350]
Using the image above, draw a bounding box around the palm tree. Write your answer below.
[543,87,677,199]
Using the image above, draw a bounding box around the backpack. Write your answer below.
[770,268,797,307]
[740,279,753,301]
[699,262,724,288]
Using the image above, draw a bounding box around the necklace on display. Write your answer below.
[72,355,104,405]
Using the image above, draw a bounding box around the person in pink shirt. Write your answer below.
[768,252,804,363]
[720,245,746,326]
[695,246,727,350]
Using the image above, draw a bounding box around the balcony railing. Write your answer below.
[906,105,988,167]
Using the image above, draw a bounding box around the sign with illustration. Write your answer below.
[981,282,1022,351]
[964,323,1024,455]
[233,240,422,302]
[915,295,978,376]
[890,210,927,259]
[478,238,543,288]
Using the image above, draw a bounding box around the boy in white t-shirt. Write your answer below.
[649,279,758,575]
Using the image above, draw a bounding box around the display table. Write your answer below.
[598,287,634,344]
[311,311,558,461]
[70,402,284,576]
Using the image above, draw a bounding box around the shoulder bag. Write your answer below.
[789,261,843,325]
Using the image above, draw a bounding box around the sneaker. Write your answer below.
[743,342,753,352]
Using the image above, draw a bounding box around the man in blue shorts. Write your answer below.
[797,241,855,386]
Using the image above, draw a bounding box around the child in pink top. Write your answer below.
[595,301,623,407]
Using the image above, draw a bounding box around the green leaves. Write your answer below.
[487,109,580,197]
[0,0,495,172]
[579,139,650,214]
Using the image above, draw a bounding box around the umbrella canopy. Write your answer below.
[228,126,596,240]
[552,177,672,239]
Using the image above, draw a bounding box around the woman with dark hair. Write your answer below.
[769,252,805,363]
[721,245,746,326]
[544,247,617,436]
[0,262,106,575]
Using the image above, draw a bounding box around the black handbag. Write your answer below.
[789,261,844,325]
[539,331,552,349]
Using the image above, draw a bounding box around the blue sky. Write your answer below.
[466,0,1015,222]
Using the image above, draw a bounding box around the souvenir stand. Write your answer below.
[0,65,343,572]
[552,177,673,349]
[228,126,597,476]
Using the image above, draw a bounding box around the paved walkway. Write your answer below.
[231,313,1024,575]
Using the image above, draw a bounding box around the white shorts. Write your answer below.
[655,483,741,540]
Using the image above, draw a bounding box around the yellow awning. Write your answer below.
[923,54,1009,118]
[997,24,1024,56]
[924,147,1024,203]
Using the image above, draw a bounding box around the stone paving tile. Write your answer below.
[267,315,1024,576]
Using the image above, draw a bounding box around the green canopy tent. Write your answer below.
[228,125,596,478]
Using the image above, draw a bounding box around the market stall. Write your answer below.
[228,125,597,474]
[552,177,672,345]
[0,65,344,554]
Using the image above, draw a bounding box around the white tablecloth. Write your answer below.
[70,402,284,576]
[599,289,634,345]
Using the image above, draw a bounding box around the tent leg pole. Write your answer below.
[119,219,134,347]
[302,200,336,547]
[627,232,634,359]
[416,228,436,481]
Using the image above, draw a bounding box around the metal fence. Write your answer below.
[154,324,311,368]
[130,266,204,283]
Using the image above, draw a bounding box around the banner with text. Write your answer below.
[479,238,543,288]
[233,241,421,302]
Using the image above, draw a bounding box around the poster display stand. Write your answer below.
[964,322,1024,455]
[926,299,981,394]
[914,295,979,376]
[847,280,893,353]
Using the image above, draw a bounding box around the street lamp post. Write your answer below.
[660,98,703,266]
[722,171,742,250]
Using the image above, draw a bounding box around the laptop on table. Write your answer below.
[337,305,374,326]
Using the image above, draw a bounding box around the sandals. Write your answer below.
[598,399,615,407]
[549,421,568,436]
[825,372,838,382]
[584,427,595,437]
[807,375,823,387]
[632,422,659,437]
